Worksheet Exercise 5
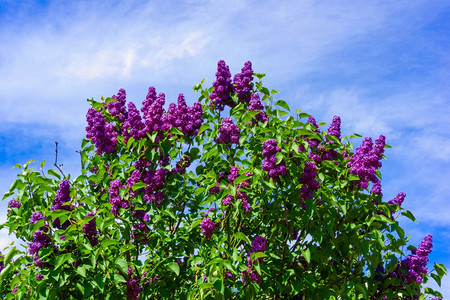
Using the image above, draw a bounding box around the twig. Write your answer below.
[54,141,66,177]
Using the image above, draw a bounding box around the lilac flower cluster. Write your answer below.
[399,234,433,284]
[126,267,142,300]
[327,115,341,138]
[218,117,240,144]
[208,182,222,195]
[347,135,386,189]
[52,180,73,211]
[173,156,191,175]
[143,92,166,135]
[200,218,216,239]
[7,200,21,213]
[248,93,268,123]
[29,230,51,255]
[371,181,383,196]
[122,102,146,144]
[242,235,267,285]
[388,192,406,207]
[142,168,167,205]
[126,170,141,199]
[209,60,233,110]
[261,139,287,180]
[162,94,204,137]
[83,212,98,246]
[141,87,157,117]
[0,251,3,272]
[108,88,128,122]
[86,108,118,155]
[299,161,320,200]
[30,211,45,225]
[109,179,129,216]
[233,61,253,104]
[227,166,240,183]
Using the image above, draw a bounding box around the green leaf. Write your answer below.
[434,263,447,278]
[0,264,12,281]
[76,265,87,278]
[234,232,252,245]
[55,253,73,269]
[401,210,417,223]
[48,169,61,179]
[166,262,180,276]
[132,182,147,191]
[4,246,20,266]
[276,152,283,165]
[198,123,210,135]
[101,239,119,248]
[213,278,224,295]
[276,100,290,112]
[113,273,127,283]
[116,258,129,275]
[301,248,311,264]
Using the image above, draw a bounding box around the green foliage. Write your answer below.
[0,63,446,299]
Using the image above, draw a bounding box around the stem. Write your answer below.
[54,141,66,177]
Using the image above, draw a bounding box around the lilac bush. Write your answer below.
[0,60,446,299]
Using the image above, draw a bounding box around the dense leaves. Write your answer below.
[1,61,446,299]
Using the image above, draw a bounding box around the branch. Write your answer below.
[54,141,66,177]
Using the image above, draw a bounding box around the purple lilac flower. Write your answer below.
[222,194,233,206]
[144,191,165,206]
[248,93,268,123]
[141,87,157,116]
[398,234,433,284]
[162,94,203,137]
[209,60,233,110]
[0,252,3,272]
[388,192,406,207]
[347,135,386,189]
[249,236,267,255]
[142,168,166,193]
[261,139,286,180]
[126,268,143,300]
[228,166,240,183]
[123,101,146,143]
[233,61,253,104]
[35,273,43,280]
[126,170,141,198]
[371,181,383,196]
[218,117,240,144]
[30,212,45,225]
[173,156,191,174]
[108,88,128,122]
[299,161,320,200]
[8,200,21,210]
[29,230,51,255]
[200,218,216,239]
[208,182,222,194]
[52,180,73,211]
[109,179,129,216]
[242,268,262,285]
[327,115,341,139]
[86,108,118,155]
[144,92,165,135]
[83,212,98,246]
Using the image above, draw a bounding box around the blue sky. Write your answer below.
[1,0,449,296]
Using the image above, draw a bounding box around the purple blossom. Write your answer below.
[108,88,128,122]
[299,161,320,200]
[371,181,383,196]
[8,200,21,209]
[233,61,253,104]
[86,108,118,155]
[126,268,143,300]
[218,117,240,144]
[348,135,386,189]
[327,115,341,138]
[52,180,73,212]
[208,182,222,194]
[200,218,216,239]
[161,94,203,137]
[388,192,406,207]
[209,60,233,110]
[144,92,165,135]
[0,252,3,272]
[397,235,433,284]
[173,156,191,175]
[83,212,98,246]
[122,101,146,143]
[222,194,233,206]
[109,179,129,216]
[248,93,268,123]
[262,139,286,180]
[35,273,43,280]
[29,230,51,255]
[141,87,157,116]
[250,236,267,255]
[30,212,45,225]
[228,166,240,183]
